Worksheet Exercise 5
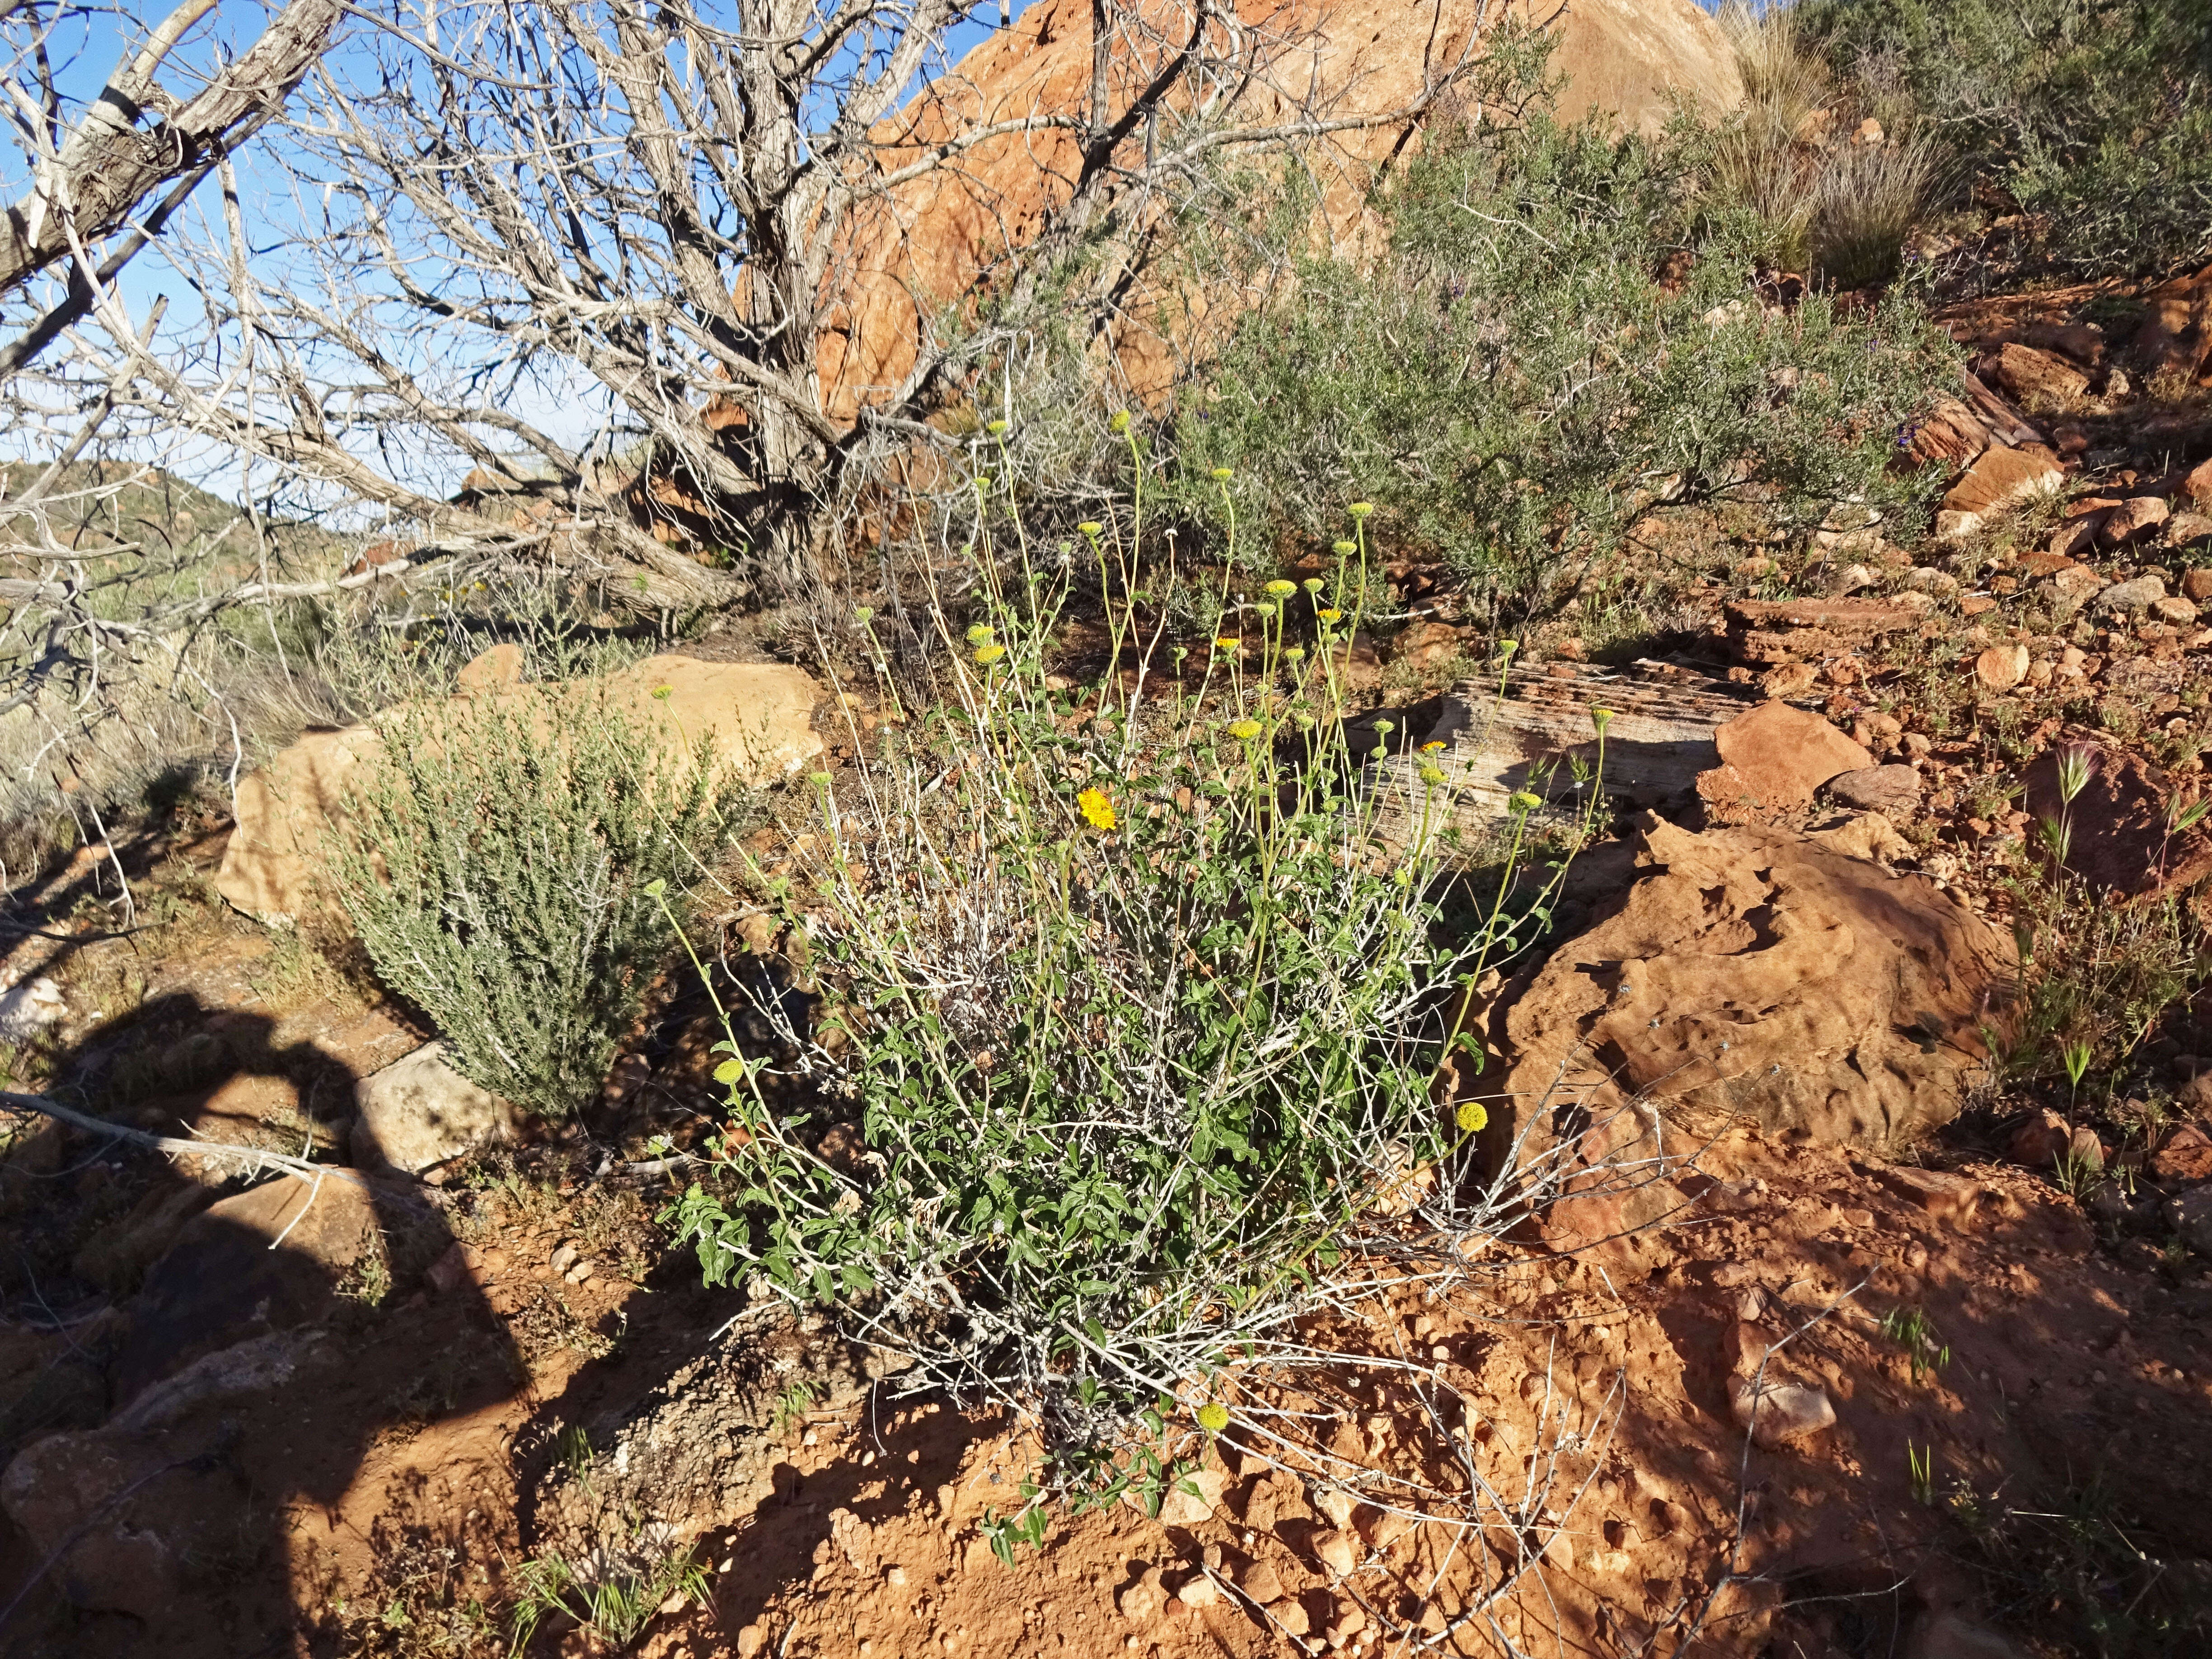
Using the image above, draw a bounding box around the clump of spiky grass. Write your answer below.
[1813,129,1947,288]
[1711,0,1945,289]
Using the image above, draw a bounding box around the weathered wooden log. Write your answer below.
[1371,662,1756,842]
[1959,370,2048,449]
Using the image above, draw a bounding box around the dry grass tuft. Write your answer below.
[1812,129,1947,289]
[1711,0,1943,290]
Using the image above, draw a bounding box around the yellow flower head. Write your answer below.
[1348,501,1374,519]
[1332,539,1356,556]
[1195,1402,1229,1434]
[1228,718,1264,741]
[1077,787,1116,830]
[854,606,875,624]
[1420,764,1447,786]
[1316,608,1341,623]
[974,643,1008,665]
[987,418,1009,434]
[1509,790,1542,814]
[1422,740,1446,753]
[1456,1100,1489,1133]
[1592,706,1615,733]
[1303,577,1326,593]
[651,684,673,701]
[1265,579,1298,598]
[1211,466,1234,481]
[1110,410,1132,434]
[1214,635,1241,651]
[1078,520,1104,537]
[714,1058,745,1085]
[966,623,996,646]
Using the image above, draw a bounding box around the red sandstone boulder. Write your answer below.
[2022,734,2212,901]
[1695,701,1873,822]
[1478,818,2016,1206]
[830,0,1744,404]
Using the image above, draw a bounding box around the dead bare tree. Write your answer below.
[0,0,346,838]
[116,0,1491,606]
[0,0,1492,856]
[0,0,342,367]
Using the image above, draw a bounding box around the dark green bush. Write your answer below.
[1798,0,2212,278]
[1173,109,1955,619]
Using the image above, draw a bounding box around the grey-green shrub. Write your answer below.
[1173,108,1956,619]
[665,487,1605,1473]
[332,688,740,1116]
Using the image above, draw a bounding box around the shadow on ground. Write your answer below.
[0,991,526,1658]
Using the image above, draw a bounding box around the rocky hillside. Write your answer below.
[5,11,2212,1659]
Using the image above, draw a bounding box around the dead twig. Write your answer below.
[0,1088,366,1188]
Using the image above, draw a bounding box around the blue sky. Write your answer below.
[11,1,1042,489]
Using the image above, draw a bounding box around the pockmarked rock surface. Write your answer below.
[523,1301,900,1576]
[1486,816,2017,1167]
[216,656,824,921]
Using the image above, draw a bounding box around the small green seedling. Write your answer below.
[1880,1305,1951,1384]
